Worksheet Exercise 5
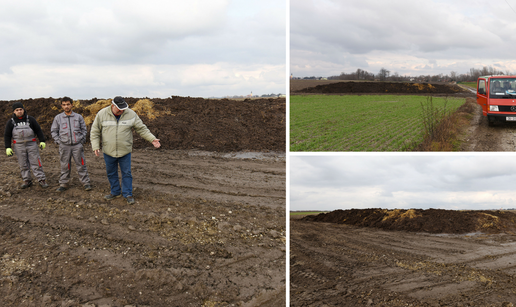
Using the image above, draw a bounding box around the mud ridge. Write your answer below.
[0,96,286,152]
[291,80,470,96]
[302,208,516,234]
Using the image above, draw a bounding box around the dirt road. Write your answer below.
[460,97,516,151]
[0,143,286,307]
[291,217,516,307]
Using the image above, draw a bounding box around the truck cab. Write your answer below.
[477,75,516,126]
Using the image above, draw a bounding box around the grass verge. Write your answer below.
[415,97,477,151]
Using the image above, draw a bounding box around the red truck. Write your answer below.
[477,75,516,126]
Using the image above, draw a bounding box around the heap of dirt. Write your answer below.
[292,81,469,95]
[302,208,516,234]
[0,96,286,152]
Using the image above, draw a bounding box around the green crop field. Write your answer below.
[459,82,477,88]
[290,95,466,151]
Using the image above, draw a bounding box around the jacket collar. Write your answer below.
[61,111,75,117]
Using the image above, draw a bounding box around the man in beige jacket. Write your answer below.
[90,96,160,204]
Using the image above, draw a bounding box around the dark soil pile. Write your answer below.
[302,208,516,234]
[0,96,285,152]
[293,81,468,95]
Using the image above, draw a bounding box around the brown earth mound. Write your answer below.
[302,208,516,234]
[0,96,285,152]
[293,81,468,95]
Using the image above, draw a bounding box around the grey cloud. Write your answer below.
[290,156,516,211]
[291,0,513,77]
[0,1,285,99]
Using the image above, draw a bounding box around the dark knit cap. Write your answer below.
[12,102,24,110]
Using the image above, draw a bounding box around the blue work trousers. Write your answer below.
[103,153,132,198]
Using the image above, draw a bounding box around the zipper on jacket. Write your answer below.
[67,115,73,145]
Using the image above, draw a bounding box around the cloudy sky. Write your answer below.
[0,0,285,100]
[291,0,516,78]
[290,155,516,211]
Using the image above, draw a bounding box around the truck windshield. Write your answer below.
[490,78,516,98]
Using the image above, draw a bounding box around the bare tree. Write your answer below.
[378,67,390,81]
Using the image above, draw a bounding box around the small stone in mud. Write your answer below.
[233,225,243,231]
[62,300,75,307]
[42,293,52,305]
[269,230,280,238]
[88,217,96,223]
[128,225,136,231]
[101,219,109,225]
[218,222,230,230]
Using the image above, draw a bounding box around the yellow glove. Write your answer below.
[39,142,46,150]
[6,148,13,157]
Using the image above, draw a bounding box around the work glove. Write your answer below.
[6,148,13,157]
[39,142,46,150]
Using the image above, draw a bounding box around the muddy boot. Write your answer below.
[20,180,32,189]
[39,180,49,188]
[56,186,67,192]
[104,194,121,200]
[84,184,92,191]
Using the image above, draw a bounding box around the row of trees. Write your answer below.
[295,66,511,83]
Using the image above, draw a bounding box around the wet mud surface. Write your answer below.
[459,96,516,152]
[291,213,516,307]
[0,94,286,307]
[290,80,470,97]
[0,96,286,152]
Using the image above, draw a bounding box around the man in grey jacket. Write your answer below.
[51,97,92,192]
[90,96,160,204]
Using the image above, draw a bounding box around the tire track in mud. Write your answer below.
[0,143,286,307]
[291,219,516,306]
[461,97,516,151]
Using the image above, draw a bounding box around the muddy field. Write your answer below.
[291,210,516,306]
[0,96,286,307]
[290,80,470,97]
